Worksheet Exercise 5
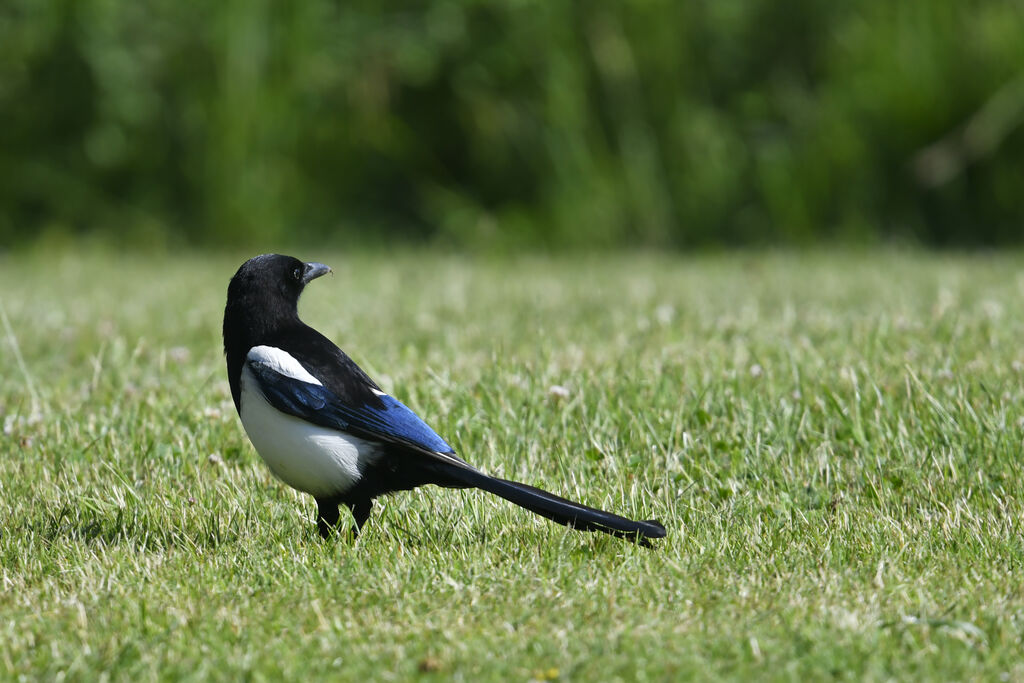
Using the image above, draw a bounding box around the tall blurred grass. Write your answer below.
[1,0,1022,249]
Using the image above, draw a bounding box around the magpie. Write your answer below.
[223,254,667,544]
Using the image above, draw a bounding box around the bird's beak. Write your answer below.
[302,262,332,284]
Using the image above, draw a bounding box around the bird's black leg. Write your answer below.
[316,498,341,539]
[347,499,374,537]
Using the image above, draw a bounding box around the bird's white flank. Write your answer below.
[239,347,380,497]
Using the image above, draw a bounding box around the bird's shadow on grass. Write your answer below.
[21,500,661,554]
[361,508,652,554]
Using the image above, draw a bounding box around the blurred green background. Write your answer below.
[1,0,1022,250]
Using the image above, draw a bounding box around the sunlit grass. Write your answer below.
[1,249,1023,680]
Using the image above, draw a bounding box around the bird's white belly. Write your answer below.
[239,365,378,498]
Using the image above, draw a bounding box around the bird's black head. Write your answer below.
[226,254,331,312]
[223,254,331,407]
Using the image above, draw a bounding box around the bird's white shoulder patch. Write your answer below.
[369,387,387,396]
[246,345,322,385]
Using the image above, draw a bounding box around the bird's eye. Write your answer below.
[292,267,302,281]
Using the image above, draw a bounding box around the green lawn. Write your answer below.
[2,250,1023,680]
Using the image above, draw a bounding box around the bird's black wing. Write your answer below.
[247,358,468,463]
[266,325,389,412]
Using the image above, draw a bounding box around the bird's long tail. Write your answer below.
[443,466,667,545]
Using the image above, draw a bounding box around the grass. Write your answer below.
[1,249,1023,681]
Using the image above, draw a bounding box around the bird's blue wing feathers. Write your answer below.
[249,361,455,455]
[335,394,456,455]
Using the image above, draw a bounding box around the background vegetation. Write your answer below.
[2,1,1023,249]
